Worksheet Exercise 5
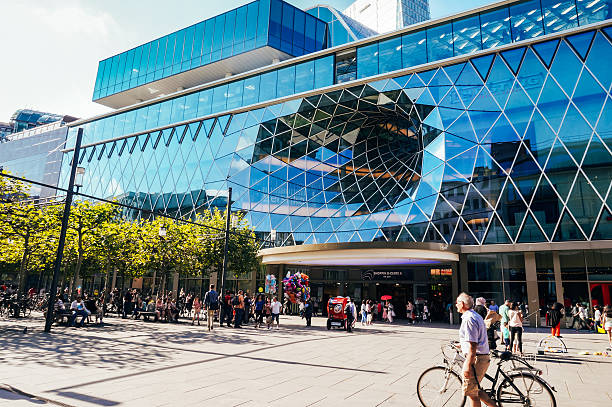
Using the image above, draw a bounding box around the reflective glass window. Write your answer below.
[172,29,185,69]
[276,65,296,98]
[314,56,334,88]
[335,50,357,83]
[243,75,261,106]
[181,26,195,70]
[357,42,379,79]
[378,36,402,74]
[202,19,214,64]
[117,52,127,87]
[295,60,315,93]
[184,92,198,121]
[259,71,278,101]
[270,0,283,47]
[135,105,148,133]
[197,89,213,117]
[541,0,578,34]
[212,84,228,113]
[191,22,205,63]
[332,20,350,47]
[131,46,143,84]
[576,0,612,25]
[427,23,454,61]
[453,15,482,56]
[223,9,236,58]
[305,14,317,51]
[141,42,153,78]
[510,0,545,42]
[212,15,225,61]
[293,9,306,54]
[234,6,247,54]
[108,55,119,90]
[164,33,177,72]
[586,249,612,281]
[226,80,244,110]
[480,7,512,49]
[257,0,271,46]
[402,30,427,68]
[246,2,258,43]
[281,3,294,53]
[146,104,160,130]
[124,50,134,84]
[94,60,106,95]
[158,100,172,128]
[155,37,167,74]
[316,20,327,49]
[560,250,587,280]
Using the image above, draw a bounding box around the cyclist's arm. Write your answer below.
[463,342,477,378]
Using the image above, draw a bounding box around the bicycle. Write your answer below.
[417,341,557,407]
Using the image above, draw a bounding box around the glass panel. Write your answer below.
[480,7,512,49]
[562,281,589,307]
[226,80,244,110]
[295,60,315,93]
[155,37,167,73]
[212,15,225,61]
[259,71,278,101]
[212,84,228,113]
[117,52,127,87]
[201,19,214,64]
[402,30,427,68]
[468,281,504,305]
[453,15,482,56]
[243,75,261,106]
[158,100,172,127]
[316,20,327,49]
[305,14,317,51]
[276,65,296,98]
[164,33,177,71]
[378,36,402,74]
[357,42,379,79]
[94,60,106,95]
[257,0,271,46]
[314,55,334,88]
[131,46,143,84]
[335,51,357,83]
[586,249,612,281]
[559,250,587,280]
[234,6,247,54]
[576,0,612,25]
[281,3,294,53]
[184,92,199,121]
[171,96,186,123]
[197,89,213,117]
[504,282,528,305]
[246,2,259,42]
[191,22,205,62]
[468,254,502,280]
[181,26,195,70]
[536,252,555,281]
[173,29,185,68]
[510,0,545,42]
[293,9,306,54]
[541,0,579,34]
[332,19,350,47]
[502,253,526,281]
[223,9,236,58]
[427,23,454,61]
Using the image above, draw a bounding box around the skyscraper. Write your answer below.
[343,0,430,33]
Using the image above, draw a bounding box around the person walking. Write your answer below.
[304,299,313,327]
[270,296,281,329]
[549,302,563,337]
[603,305,612,350]
[366,300,373,325]
[203,284,219,331]
[360,300,367,326]
[455,292,498,407]
[191,296,201,325]
[345,297,355,333]
[221,290,233,327]
[254,294,265,328]
[264,298,272,329]
[593,305,602,333]
[387,301,395,323]
[233,290,245,328]
[508,302,524,355]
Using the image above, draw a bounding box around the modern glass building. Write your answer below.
[4,0,612,321]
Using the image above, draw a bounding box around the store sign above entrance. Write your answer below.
[361,269,414,281]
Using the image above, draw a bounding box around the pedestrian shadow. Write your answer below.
[0,388,45,404]
[55,391,119,406]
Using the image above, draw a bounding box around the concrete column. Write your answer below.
[451,261,460,324]
[524,252,540,327]
[172,272,179,299]
[552,251,567,327]
[459,254,469,293]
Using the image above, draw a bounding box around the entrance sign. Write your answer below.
[361,269,414,281]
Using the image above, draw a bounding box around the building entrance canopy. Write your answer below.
[258,242,459,266]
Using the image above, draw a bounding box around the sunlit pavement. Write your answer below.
[1,313,611,406]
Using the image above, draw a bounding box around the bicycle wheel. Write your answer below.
[538,335,567,353]
[496,373,556,407]
[417,366,466,407]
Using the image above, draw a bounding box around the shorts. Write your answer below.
[605,322,612,331]
[462,354,490,398]
[271,313,279,323]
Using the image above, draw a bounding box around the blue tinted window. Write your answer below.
[223,9,236,58]
[184,92,198,121]
[357,42,379,79]
[510,0,544,42]
[125,50,135,83]
[378,36,402,74]
[191,22,204,62]
[453,15,482,56]
[141,42,153,78]
[480,7,511,49]
[181,26,194,70]
[270,0,282,45]
[197,89,213,117]
[146,104,160,130]
[246,2,258,43]
[305,15,317,51]
[155,37,167,73]
[332,20,350,47]
[281,3,294,53]
[259,71,278,101]
[576,0,612,25]
[95,60,105,93]
[257,0,271,46]
[243,75,261,106]
[277,65,296,98]
[427,23,454,61]
[316,20,327,49]
[212,15,225,61]
[293,9,306,54]
[234,6,247,54]
[158,100,172,127]
[171,96,186,123]
[402,30,427,68]
[117,52,127,86]
[212,84,228,113]
[226,80,244,110]
[131,46,143,83]
[541,0,578,34]
[202,19,214,64]
[295,60,315,93]
[164,33,176,71]
[315,56,334,88]
[173,30,185,68]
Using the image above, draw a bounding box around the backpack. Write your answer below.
[205,290,219,310]
[232,295,241,307]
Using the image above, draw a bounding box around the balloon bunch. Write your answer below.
[282,272,310,303]
[265,274,277,294]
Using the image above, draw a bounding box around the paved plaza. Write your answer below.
[1,314,611,407]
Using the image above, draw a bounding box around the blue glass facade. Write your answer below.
[93,0,328,101]
[63,21,612,246]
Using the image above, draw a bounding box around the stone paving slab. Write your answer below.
[1,313,611,406]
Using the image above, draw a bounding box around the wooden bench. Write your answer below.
[54,310,73,325]
[139,311,158,322]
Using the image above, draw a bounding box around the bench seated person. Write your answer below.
[140,301,158,322]
[46,298,72,325]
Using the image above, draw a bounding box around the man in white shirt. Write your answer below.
[270,297,281,329]
[70,297,90,328]
[456,292,498,407]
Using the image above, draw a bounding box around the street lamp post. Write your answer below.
[44,128,84,333]
[219,187,232,298]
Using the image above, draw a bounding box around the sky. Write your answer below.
[0,0,490,124]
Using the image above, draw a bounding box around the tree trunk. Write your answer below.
[73,225,84,296]
[17,232,29,295]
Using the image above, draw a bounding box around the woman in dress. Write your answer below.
[508,302,524,355]
[603,305,612,350]
[387,301,394,323]
[191,296,201,325]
